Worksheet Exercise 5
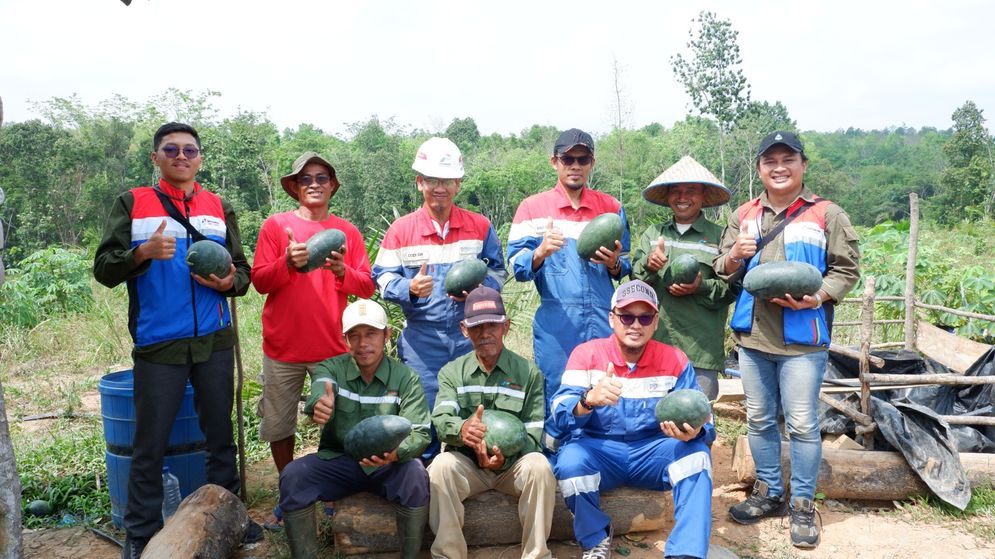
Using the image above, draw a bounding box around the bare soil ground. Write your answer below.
[21,434,995,559]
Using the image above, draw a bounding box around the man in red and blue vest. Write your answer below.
[506,128,631,454]
[714,131,860,549]
[94,122,260,558]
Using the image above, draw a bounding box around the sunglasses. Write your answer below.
[422,177,459,188]
[297,174,331,187]
[160,145,200,159]
[558,155,593,166]
[611,311,657,326]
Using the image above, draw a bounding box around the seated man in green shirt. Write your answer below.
[428,286,556,559]
[278,299,431,559]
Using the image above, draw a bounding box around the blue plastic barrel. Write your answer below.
[99,370,208,528]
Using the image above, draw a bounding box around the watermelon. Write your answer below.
[668,253,700,285]
[655,389,711,433]
[26,499,52,517]
[343,415,412,461]
[743,261,823,300]
[303,228,347,272]
[481,409,528,456]
[445,258,488,297]
[185,240,232,279]
[577,213,624,260]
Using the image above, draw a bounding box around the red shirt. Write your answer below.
[251,211,375,362]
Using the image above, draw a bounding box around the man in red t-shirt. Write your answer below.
[251,152,375,483]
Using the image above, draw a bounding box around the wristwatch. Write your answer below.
[813,292,824,309]
[579,390,595,410]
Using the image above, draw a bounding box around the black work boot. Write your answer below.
[729,480,787,524]
[283,504,319,559]
[121,535,148,559]
[395,504,428,559]
[789,496,819,548]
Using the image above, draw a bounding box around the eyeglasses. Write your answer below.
[422,177,459,188]
[297,174,331,187]
[160,145,201,159]
[611,311,657,326]
[558,155,593,166]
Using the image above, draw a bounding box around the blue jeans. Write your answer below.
[738,347,827,500]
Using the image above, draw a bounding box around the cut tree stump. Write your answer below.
[732,435,995,500]
[332,486,673,555]
[142,484,249,559]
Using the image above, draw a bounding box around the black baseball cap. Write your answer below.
[756,131,804,160]
[554,128,595,155]
[462,286,507,327]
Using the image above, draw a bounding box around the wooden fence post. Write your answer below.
[859,276,877,450]
[904,193,919,350]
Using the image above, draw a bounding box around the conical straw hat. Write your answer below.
[642,155,731,208]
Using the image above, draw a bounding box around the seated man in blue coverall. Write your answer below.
[550,280,715,559]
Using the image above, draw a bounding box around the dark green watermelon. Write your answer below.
[577,213,624,260]
[343,415,412,461]
[655,389,711,433]
[26,499,52,517]
[303,228,347,272]
[668,253,700,285]
[742,261,823,300]
[186,240,232,279]
[444,259,488,297]
[481,409,528,456]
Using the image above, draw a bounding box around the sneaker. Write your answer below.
[729,480,787,524]
[789,497,820,548]
[582,525,613,559]
[121,536,148,559]
[243,518,264,544]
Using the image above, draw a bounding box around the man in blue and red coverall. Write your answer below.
[93,122,261,558]
[551,280,714,559]
[372,137,507,410]
[506,128,631,453]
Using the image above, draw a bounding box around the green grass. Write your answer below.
[892,484,995,541]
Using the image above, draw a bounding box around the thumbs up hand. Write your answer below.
[460,404,487,447]
[586,362,624,408]
[312,381,335,425]
[409,261,434,298]
[536,217,564,260]
[285,227,308,270]
[137,219,176,263]
[646,235,668,272]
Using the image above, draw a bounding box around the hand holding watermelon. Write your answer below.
[359,449,400,468]
[459,404,487,447]
[474,441,505,470]
[312,382,335,425]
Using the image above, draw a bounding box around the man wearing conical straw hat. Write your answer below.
[632,156,735,400]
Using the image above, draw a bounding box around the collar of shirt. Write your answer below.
[342,355,393,387]
[158,178,202,200]
[459,346,515,378]
[553,182,593,211]
[667,213,710,236]
[417,205,464,239]
[757,185,817,213]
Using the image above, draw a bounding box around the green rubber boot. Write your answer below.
[283,504,318,559]
[395,504,428,559]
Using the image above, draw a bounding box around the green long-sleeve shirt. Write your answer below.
[432,347,544,472]
[92,189,251,364]
[632,214,735,371]
[305,353,431,464]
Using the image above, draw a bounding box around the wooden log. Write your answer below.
[862,372,995,386]
[332,486,673,555]
[915,320,991,373]
[143,484,249,559]
[828,345,885,368]
[731,435,995,500]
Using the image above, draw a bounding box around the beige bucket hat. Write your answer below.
[279,151,340,201]
[642,155,731,208]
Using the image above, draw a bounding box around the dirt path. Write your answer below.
[22,438,995,558]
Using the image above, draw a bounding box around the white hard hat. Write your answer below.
[412,137,464,179]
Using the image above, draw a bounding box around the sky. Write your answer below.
[2,0,994,138]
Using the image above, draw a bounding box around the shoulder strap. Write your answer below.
[153,188,207,242]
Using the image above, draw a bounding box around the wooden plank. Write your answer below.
[716,378,922,403]
[332,486,673,555]
[915,320,990,373]
[732,435,995,500]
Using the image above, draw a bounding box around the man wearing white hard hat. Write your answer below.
[632,156,735,400]
[372,137,507,417]
[278,299,431,559]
